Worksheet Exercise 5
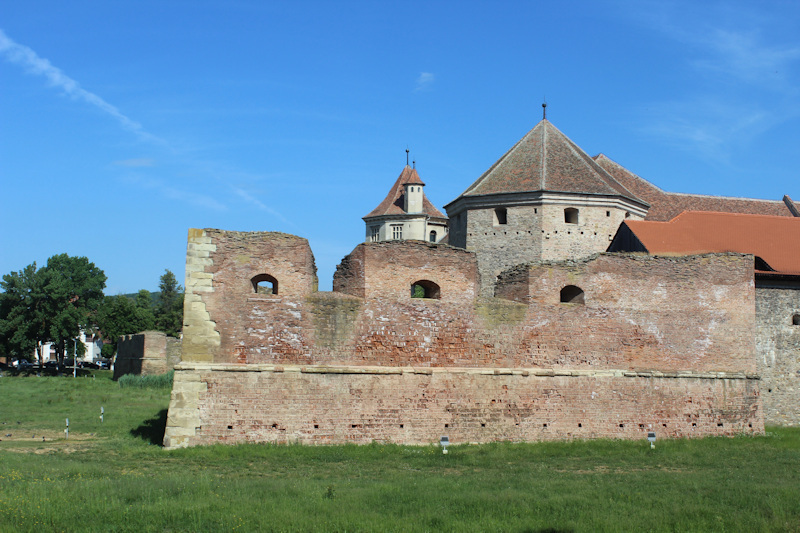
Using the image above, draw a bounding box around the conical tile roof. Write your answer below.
[457,120,643,202]
[364,166,446,219]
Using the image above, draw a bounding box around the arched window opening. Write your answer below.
[792,314,800,326]
[564,208,579,224]
[560,285,585,304]
[251,274,278,296]
[429,230,437,243]
[494,208,508,225]
[411,280,441,299]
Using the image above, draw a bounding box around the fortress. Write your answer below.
[163,114,799,448]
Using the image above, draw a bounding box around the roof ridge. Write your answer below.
[552,128,641,201]
[670,210,800,222]
[594,153,668,194]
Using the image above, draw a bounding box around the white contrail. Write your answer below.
[0,29,163,144]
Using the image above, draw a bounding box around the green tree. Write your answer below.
[0,254,106,364]
[0,262,45,361]
[95,294,156,356]
[154,269,183,337]
[38,254,107,364]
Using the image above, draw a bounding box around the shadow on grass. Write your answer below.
[130,408,168,446]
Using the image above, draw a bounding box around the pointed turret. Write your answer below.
[363,164,448,243]
[444,116,649,295]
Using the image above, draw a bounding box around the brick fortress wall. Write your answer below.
[164,230,763,448]
[114,331,181,379]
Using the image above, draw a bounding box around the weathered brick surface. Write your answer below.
[756,287,800,426]
[164,231,764,448]
[334,241,478,303]
[171,365,761,447]
[181,229,317,364]
[497,253,756,373]
[114,331,181,379]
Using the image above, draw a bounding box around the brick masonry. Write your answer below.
[163,230,764,448]
[114,331,181,379]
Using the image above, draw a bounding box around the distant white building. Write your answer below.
[363,164,448,244]
[35,331,103,363]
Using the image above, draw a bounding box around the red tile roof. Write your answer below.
[621,211,800,275]
[364,165,446,219]
[594,154,796,220]
[457,120,644,203]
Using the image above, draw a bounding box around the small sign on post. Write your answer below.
[647,431,656,449]
[440,435,450,455]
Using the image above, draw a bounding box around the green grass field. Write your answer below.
[0,372,798,532]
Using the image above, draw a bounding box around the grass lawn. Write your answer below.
[0,371,798,532]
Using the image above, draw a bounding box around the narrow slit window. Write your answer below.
[792,314,800,326]
[494,208,507,225]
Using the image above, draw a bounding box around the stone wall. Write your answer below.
[164,231,763,448]
[457,202,643,296]
[756,286,800,426]
[114,331,181,379]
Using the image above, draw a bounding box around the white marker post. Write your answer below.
[65,418,69,439]
[100,406,104,423]
[440,435,450,455]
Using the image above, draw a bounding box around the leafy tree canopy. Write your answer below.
[0,254,106,362]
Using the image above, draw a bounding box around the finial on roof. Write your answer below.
[412,160,416,169]
[406,148,410,166]
[542,101,547,120]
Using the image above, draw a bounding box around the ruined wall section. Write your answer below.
[496,253,756,373]
[757,287,800,426]
[166,234,764,449]
[181,228,317,364]
[335,241,478,303]
[114,331,180,379]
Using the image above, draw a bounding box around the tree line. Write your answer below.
[0,254,184,364]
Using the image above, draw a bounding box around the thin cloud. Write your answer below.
[231,186,294,226]
[688,29,800,90]
[624,3,800,162]
[123,174,227,211]
[113,158,156,167]
[0,29,164,144]
[415,72,435,92]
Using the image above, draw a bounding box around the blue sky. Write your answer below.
[2,1,799,294]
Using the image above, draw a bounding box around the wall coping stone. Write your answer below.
[173,362,760,380]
